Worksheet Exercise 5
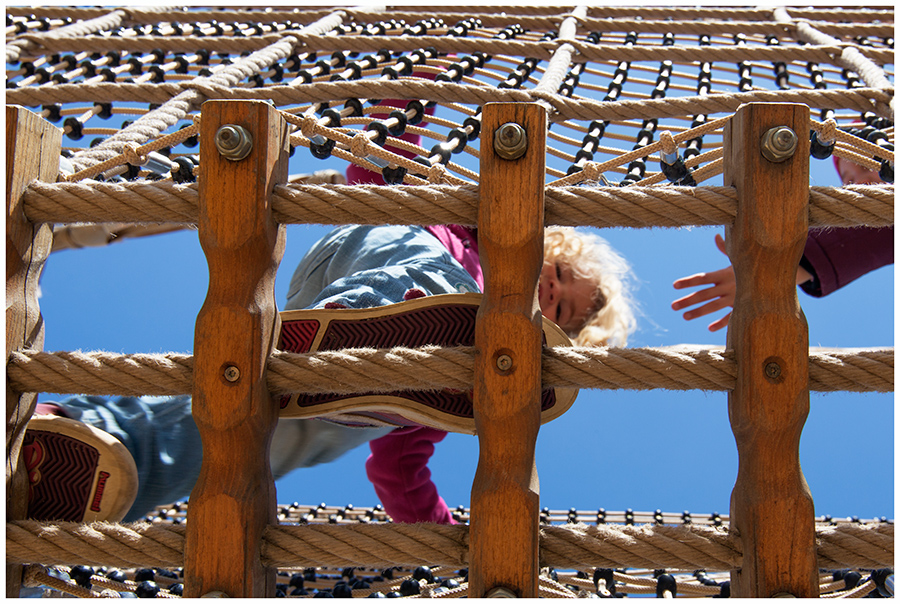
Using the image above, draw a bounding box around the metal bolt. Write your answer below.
[201,591,230,598]
[765,361,782,380]
[224,365,241,382]
[493,122,528,160]
[215,124,253,161]
[496,354,513,371]
[760,126,798,163]
[486,587,517,598]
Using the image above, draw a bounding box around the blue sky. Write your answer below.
[36,151,894,522]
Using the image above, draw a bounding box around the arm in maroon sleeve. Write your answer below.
[365,426,456,524]
[799,226,894,297]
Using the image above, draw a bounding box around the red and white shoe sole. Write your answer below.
[277,293,578,434]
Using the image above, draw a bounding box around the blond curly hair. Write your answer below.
[543,226,637,347]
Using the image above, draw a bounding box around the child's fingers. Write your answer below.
[671,285,725,310]
[714,233,727,255]
[672,272,718,289]
[680,296,732,320]
[708,312,732,332]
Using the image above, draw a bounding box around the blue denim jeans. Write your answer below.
[52,225,480,521]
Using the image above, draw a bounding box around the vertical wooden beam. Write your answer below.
[724,103,817,598]
[184,100,288,598]
[470,102,546,598]
[6,106,60,597]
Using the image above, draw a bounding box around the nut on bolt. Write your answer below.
[223,365,241,382]
[493,122,528,160]
[215,124,253,161]
[760,126,798,163]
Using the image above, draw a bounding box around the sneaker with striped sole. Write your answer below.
[277,292,578,434]
[23,415,138,523]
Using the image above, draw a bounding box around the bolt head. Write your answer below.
[496,354,513,371]
[764,362,782,380]
[493,122,528,160]
[215,124,253,161]
[760,126,798,163]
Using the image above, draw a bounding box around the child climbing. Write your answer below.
[671,154,893,331]
[24,114,638,526]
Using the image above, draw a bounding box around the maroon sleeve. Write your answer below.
[365,426,455,524]
[799,227,894,297]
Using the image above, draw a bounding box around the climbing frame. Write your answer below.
[5,5,894,599]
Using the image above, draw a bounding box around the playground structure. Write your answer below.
[5,5,895,598]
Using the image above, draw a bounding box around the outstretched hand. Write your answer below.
[671,234,734,332]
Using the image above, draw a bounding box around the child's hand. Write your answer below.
[671,234,734,332]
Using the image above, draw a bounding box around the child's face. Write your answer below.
[538,260,598,334]
[835,156,882,185]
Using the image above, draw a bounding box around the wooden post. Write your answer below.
[724,103,817,597]
[6,106,60,597]
[184,100,288,598]
[469,102,546,598]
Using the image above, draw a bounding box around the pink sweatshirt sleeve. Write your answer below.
[366,426,456,524]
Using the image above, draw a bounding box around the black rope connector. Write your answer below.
[366,121,389,147]
[381,165,407,185]
[387,110,408,136]
[809,131,835,160]
[309,138,335,160]
[656,573,677,598]
[170,157,196,183]
[63,116,84,140]
[94,102,113,119]
[594,569,617,597]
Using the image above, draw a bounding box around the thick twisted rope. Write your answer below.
[7,81,893,123]
[7,5,891,24]
[6,8,129,64]
[21,180,895,229]
[7,519,892,571]
[11,34,892,66]
[7,345,893,397]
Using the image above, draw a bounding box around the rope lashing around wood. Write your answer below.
[7,345,893,398]
[20,181,895,229]
[6,519,892,571]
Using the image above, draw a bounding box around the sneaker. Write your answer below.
[276,292,578,434]
[23,415,138,523]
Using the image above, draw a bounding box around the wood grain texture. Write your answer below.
[724,103,817,597]
[469,103,547,598]
[6,106,60,597]
[184,100,288,598]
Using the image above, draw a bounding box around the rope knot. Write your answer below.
[582,161,601,183]
[122,144,148,166]
[300,114,320,140]
[427,163,447,184]
[350,133,372,158]
[819,118,838,145]
[21,564,46,588]
[659,131,678,155]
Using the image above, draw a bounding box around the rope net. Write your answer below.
[5,4,894,598]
